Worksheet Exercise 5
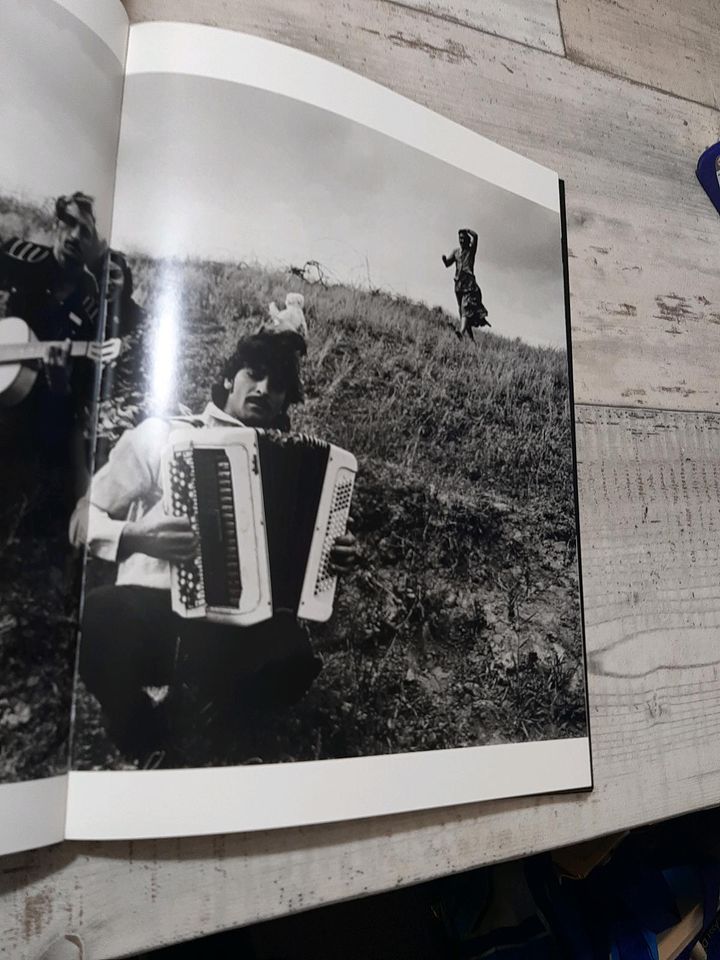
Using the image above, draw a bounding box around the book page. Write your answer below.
[67,22,591,840]
[0,0,128,854]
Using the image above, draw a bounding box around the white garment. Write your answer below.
[77,403,244,590]
[269,294,308,339]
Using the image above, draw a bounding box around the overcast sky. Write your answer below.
[113,74,566,348]
[0,0,123,237]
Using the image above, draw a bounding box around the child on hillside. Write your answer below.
[269,292,308,340]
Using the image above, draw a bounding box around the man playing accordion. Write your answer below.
[71,330,357,766]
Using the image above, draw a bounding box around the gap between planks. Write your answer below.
[385,0,720,110]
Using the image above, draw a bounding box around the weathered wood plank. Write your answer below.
[391,0,565,54]
[122,0,720,412]
[7,405,720,957]
[558,0,720,109]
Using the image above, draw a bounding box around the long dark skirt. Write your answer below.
[457,284,490,328]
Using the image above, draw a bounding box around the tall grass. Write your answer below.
[85,254,586,764]
[0,194,54,244]
[123,258,574,520]
[0,194,585,765]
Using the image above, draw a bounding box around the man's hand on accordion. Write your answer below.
[119,514,197,563]
[329,527,359,575]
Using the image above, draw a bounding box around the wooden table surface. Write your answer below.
[3,1,720,956]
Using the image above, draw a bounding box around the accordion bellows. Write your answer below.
[161,427,357,625]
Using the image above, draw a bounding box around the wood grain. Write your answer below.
[558,0,720,109]
[7,405,720,957]
[122,0,720,413]
[391,0,565,54]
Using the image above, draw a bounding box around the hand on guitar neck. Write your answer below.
[42,339,121,368]
[0,316,122,406]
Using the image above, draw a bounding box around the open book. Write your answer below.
[0,0,591,855]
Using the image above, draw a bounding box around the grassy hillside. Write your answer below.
[0,193,586,772]
[0,194,54,244]
[76,255,586,768]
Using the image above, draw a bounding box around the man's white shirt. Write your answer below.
[78,403,244,589]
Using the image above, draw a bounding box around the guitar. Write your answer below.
[0,317,119,407]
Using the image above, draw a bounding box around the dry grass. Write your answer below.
[0,194,55,245]
[80,255,586,767]
[115,257,574,514]
[0,195,586,771]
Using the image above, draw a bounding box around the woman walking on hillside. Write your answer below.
[442,227,490,341]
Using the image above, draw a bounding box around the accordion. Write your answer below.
[161,427,357,625]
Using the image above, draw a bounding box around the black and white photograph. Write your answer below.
[0,0,126,806]
[70,34,590,800]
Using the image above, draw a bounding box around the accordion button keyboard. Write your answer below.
[168,451,206,612]
[166,429,357,623]
[314,477,354,596]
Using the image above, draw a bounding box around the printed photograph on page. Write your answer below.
[71,66,589,774]
[0,0,127,785]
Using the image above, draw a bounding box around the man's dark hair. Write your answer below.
[55,192,96,227]
[211,329,305,420]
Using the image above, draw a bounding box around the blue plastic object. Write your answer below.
[697,142,720,215]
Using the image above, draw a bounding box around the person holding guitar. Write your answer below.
[0,192,122,541]
[0,191,123,391]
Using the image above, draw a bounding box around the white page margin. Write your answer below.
[124,22,559,214]
[0,776,67,854]
[66,738,590,839]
